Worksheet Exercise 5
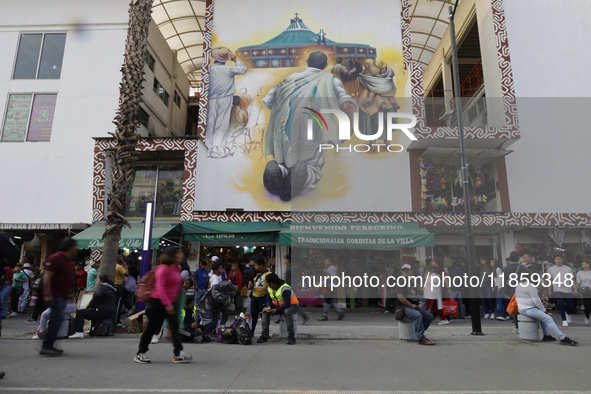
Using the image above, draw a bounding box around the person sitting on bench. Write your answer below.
[69,275,117,339]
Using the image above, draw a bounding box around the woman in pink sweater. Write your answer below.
[135,247,192,364]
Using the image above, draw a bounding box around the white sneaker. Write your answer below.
[9,312,17,317]
[496,316,506,321]
[566,314,572,323]
[489,313,496,320]
[512,328,519,334]
[562,320,568,327]
[151,335,159,344]
[504,316,512,321]
[585,317,590,324]
[32,335,39,340]
[438,319,450,325]
[68,332,85,339]
[134,353,151,364]
[172,350,193,363]
[483,314,490,319]
[384,310,391,314]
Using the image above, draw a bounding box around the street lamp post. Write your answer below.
[448,2,483,335]
[137,200,155,312]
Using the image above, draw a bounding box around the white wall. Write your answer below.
[0,0,130,224]
[503,0,591,213]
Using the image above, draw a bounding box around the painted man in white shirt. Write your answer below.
[205,47,248,157]
[262,51,357,201]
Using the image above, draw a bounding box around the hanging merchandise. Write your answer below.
[419,159,494,212]
[548,229,565,248]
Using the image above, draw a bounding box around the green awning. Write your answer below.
[182,221,433,249]
[279,223,434,249]
[182,222,285,234]
[184,232,279,243]
[73,222,179,250]
[182,222,285,243]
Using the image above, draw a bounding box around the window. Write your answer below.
[138,106,150,129]
[125,156,184,218]
[1,93,57,142]
[145,51,155,72]
[153,78,169,107]
[13,33,66,79]
[173,90,181,108]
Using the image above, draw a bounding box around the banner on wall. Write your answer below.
[1,94,32,142]
[27,94,57,142]
[194,0,414,213]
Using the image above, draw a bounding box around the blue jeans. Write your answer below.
[496,289,508,318]
[195,288,207,302]
[1,285,12,318]
[449,290,464,318]
[519,307,565,340]
[554,292,575,321]
[43,297,66,349]
[404,306,433,341]
[479,287,494,314]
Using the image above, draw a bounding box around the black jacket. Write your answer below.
[0,232,20,287]
[0,232,20,268]
[88,283,117,315]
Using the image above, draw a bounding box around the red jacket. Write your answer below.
[228,270,243,291]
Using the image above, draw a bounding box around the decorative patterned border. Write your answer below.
[406,0,520,140]
[197,0,519,143]
[400,0,412,70]
[189,211,591,228]
[196,0,214,141]
[92,138,199,223]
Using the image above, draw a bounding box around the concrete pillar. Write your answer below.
[398,319,416,341]
[518,314,540,342]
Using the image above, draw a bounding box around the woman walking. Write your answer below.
[135,247,192,364]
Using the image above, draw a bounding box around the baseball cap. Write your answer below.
[401,264,412,270]
[211,256,219,262]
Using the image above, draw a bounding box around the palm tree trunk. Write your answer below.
[99,0,154,282]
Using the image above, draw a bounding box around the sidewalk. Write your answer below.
[2,306,589,345]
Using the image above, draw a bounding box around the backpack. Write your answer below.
[89,318,114,336]
[136,269,156,302]
[235,316,252,345]
[221,323,237,344]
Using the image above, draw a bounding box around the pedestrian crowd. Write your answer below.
[385,251,584,346]
[1,230,587,370]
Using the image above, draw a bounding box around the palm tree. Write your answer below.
[99,0,154,281]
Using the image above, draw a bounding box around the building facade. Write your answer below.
[0,0,189,262]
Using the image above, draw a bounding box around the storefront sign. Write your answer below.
[27,94,57,142]
[288,223,417,231]
[0,223,74,230]
[87,238,143,249]
[185,232,279,243]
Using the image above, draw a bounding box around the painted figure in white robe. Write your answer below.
[262,51,357,201]
[205,47,248,157]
